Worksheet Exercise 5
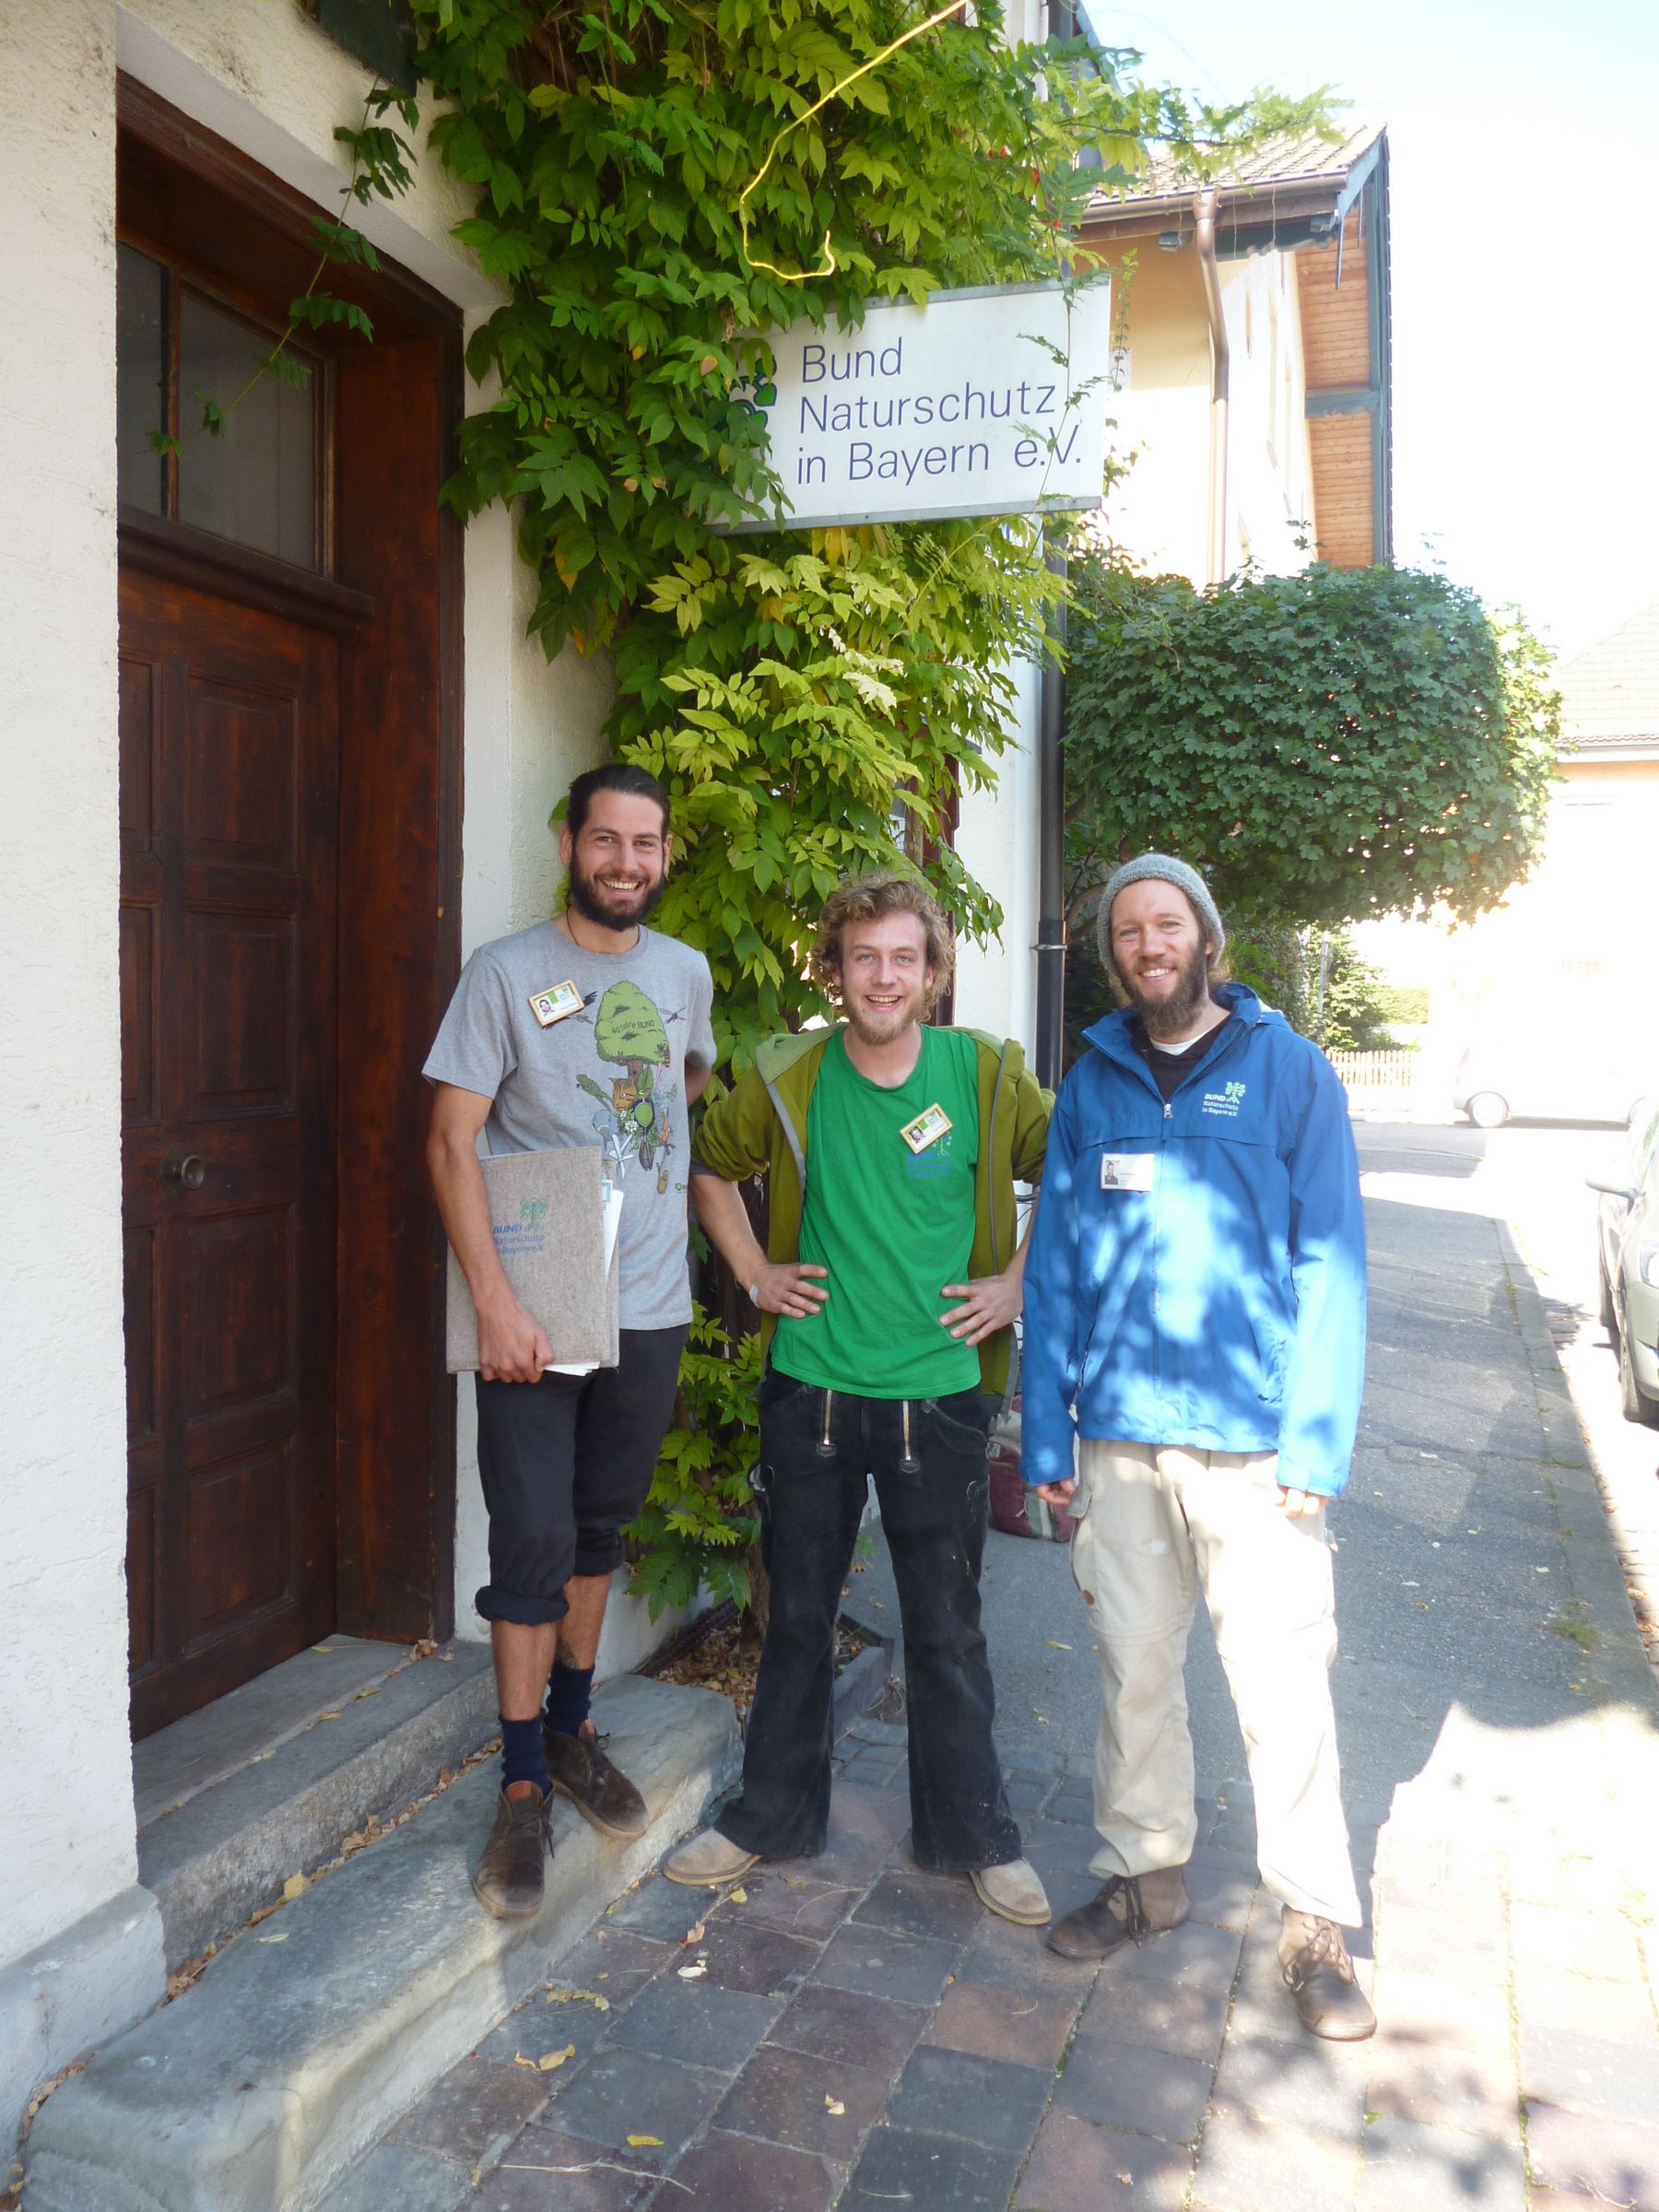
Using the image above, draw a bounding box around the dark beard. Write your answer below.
[1123,943,1212,1039]
[567,861,665,932]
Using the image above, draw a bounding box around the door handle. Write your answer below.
[159,1147,207,1191]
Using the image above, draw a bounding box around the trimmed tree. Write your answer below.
[1063,557,1560,938]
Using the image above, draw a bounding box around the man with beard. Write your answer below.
[425,764,714,1917]
[663,872,1053,1926]
[1021,855,1373,2039]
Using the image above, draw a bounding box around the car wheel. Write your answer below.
[1466,1091,1509,1129]
[1598,1251,1618,1335]
[1618,1326,1659,1428]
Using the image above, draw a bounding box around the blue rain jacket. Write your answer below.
[1021,985,1366,1497]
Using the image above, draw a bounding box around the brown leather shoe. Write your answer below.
[545,1724,649,1840]
[1047,1866,1190,1960]
[472,1784,551,1920]
[1280,1910,1376,2041]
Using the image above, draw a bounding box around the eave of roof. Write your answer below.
[1077,117,1387,242]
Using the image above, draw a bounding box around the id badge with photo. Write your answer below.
[1100,1151,1157,1193]
[528,979,584,1029]
[900,1102,953,1155]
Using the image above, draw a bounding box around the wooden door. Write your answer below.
[121,566,340,1738]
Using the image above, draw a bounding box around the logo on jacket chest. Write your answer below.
[1201,1080,1248,1119]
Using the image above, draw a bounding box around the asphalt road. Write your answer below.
[854,1114,1659,1823]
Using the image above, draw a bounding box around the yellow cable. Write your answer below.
[738,0,970,282]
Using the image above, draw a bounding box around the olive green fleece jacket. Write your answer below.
[689,1025,1052,1401]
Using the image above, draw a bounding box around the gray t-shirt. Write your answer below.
[423,919,715,1329]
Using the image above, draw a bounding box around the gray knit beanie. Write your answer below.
[1096,853,1226,974]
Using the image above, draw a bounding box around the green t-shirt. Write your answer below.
[772,1025,982,1399]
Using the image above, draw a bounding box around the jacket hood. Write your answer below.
[1083,981,1270,1060]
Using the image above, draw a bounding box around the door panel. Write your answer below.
[120,567,339,1738]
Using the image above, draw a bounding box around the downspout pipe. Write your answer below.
[1194,185,1230,584]
[1032,0,1077,1093]
[1034,526,1067,1093]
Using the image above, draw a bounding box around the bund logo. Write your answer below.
[1202,1080,1247,1119]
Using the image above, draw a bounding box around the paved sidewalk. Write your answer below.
[320,1729,1659,2212]
[321,1143,1659,2211]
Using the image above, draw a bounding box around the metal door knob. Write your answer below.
[159,1148,207,1191]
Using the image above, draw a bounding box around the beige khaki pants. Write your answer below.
[1070,1438,1360,1926]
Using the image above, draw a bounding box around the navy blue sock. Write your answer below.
[543,1662,594,1740]
[500,1713,549,1796]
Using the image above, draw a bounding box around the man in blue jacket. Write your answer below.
[1022,854,1373,2041]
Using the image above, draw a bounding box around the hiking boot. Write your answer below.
[664,1829,760,1887]
[1280,1909,1376,2041]
[1047,1866,1189,1960]
[545,1723,649,1840]
[472,1784,551,1920]
[971,1858,1052,1926]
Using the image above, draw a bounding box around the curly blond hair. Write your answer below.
[811,871,955,1012]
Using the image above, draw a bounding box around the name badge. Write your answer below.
[528,980,585,1029]
[900,1103,953,1155]
[1100,1152,1156,1192]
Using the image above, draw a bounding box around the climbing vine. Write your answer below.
[395,0,1327,1606]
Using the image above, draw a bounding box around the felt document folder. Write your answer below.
[445,1147,620,1374]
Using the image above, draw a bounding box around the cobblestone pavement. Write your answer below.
[326,1723,1659,2212]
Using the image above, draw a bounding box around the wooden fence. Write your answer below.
[1327,1049,1418,1090]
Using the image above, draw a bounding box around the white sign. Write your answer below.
[724,278,1113,532]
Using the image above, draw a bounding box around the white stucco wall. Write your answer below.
[0,0,138,1979]
[953,656,1042,1054]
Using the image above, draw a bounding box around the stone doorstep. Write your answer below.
[24,1675,741,2212]
[137,1641,500,1971]
[134,1639,417,1828]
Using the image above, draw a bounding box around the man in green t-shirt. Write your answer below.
[665,872,1053,1925]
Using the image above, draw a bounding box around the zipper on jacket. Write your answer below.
[1154,1099,1173,1408]
[900,1399,920,1472]
[817,1389,835,1458]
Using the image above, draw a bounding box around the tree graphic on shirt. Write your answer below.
[578,981,676,1191]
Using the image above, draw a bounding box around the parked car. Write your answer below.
[1453,1041,1652,1129]
[1587,1100,1659,1427]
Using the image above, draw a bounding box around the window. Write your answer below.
[116,241,324,571]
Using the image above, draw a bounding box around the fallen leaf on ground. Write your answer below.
[282,1875,307,1901]
[318,1710,342,1722]
[728,1887,747,1904]
[257,1933,288,1945]
[825,2096,845,2115]
[312,1644,335,1653]
[685,1920,706,1944]
[1045,1641,1072,1650]
[538,2046,576,2072]
[677,1963,706,1979]
[626,2135,663,2147]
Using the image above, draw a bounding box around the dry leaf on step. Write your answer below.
[282,1875,307,1901]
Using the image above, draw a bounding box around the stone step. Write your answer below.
[137,1641,499,1970]
[27,1675,739,2212]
